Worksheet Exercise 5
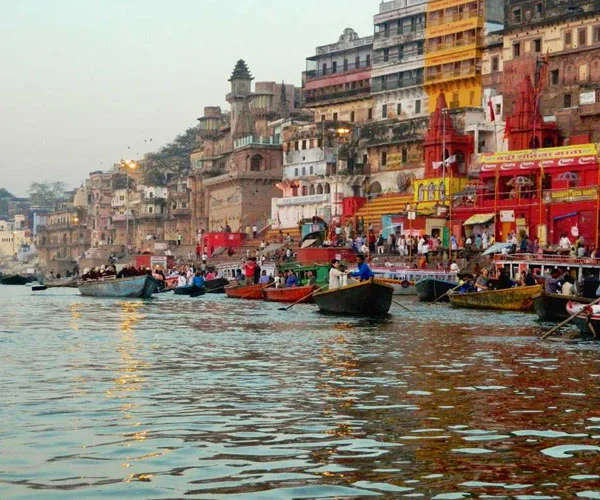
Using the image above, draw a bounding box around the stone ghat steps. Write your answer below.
[264,227,301,243]
[352,194,412,230]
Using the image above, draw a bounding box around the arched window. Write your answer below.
[309,185,316,195]
[439,181,446,200]
[324,183,331,194]
[402,147,408,163]
[428,183,436,201]
[292,185,299,196]
[302,166,306,176]
[316,184,324,195]
[302,186,308,196]
[250,154,263,172]
[418,184,425,201]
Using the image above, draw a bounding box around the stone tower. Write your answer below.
[226,59,254,140]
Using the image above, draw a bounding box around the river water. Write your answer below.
[0,285,599,499]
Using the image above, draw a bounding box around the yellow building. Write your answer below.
[424,0,502,112]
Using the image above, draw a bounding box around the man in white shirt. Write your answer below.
[450,261,460,272]
[328,259,346,290]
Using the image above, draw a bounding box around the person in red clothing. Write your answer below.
[243,258,257,284]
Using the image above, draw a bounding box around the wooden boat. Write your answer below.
[416,278,458,302]
[174,285,206,297]
[448,284,543,312]
[46,277,79,288]
[1,274,29,285]
[313,278,394,316]
[225,283,268,300]
[263,284,316,303]
[32,284,48,291]
[534,292,594,322]
[566,302,600,339]
[371,268,458,296]
[205,277,229,294]
[78,275,158,298]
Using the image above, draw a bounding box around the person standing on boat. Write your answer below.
[192,271,205,289]
[328,259,346,290]
[349,255,374,282]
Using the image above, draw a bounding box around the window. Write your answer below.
[513,7,522,23]
[302,166,306,176]
[397,102,402,116]
[402,147,408,163]
[302,186,308,196]
[418,184,425,201]
[302,140,307,150]
[428,183,436,201]
[332,61,337,74]
[294,168,298,177]
[321,114,326,122]
[383,48,389,62]
[579,28,587,46]
[533,38,542,53]
[534,2,543,18]
[382,104,388,118]
[350,111,355,122]
[491,56,499,72]
[355,56,360,67]
[415,99,421,114]
[551,69,559,85]
[381,151,387,166]
[322,63,327,74]
[565,31,572,47]
[495,103,501,116]
[148,206,153,214]
[333,112,338,122]
[564,93,572,107]
[309,166,314,175]
[594,26,600,43]
[343,59,348,71]
[384,22,390,37]
[368,108,373,120]
[513,42,521,57]
[366,54,371,66]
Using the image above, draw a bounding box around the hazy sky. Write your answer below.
[0,0,377,196]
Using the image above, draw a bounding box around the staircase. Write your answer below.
[264,226,301,243]
[350,194,413,231]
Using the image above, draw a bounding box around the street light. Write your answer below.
[121,160,137,256]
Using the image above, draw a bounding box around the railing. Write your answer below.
[304,87,371,104]
[371,76,422,93]
[373,51,424,66]
[493,253,600,266]
[374,29,424,43]
[305,61,371,80]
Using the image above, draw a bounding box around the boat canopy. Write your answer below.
[301,238,318,249]
[263,243,285,253]
[212,246,228,257]
[463,213,495,225]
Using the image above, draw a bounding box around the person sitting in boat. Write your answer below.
[177,272,188,287]
[494,269,515,290]
[235,269,247,286]
[192,271,205,289]
[328,259,347,290]
[258,270,271,285]
[544,270,564,294]
[475,268,490,292]
[561,274,575,296]
[349,254,375,282]
[522,269,537,287]
[285,270,299,288]
[274,271,285,288]
[306,270,316,286]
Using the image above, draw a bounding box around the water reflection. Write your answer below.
[0,288,598,499]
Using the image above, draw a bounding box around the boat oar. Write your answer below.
[430,283,462,305]
[540,296,600,340]
[278,285,328,311]
[391,299,412,312]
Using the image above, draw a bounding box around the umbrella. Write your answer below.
[556,171,579,181]
[507,176,534,187]
[482,242,512,256]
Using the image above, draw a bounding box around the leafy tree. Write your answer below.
[0,188,16,218]
[28,181,67,208]
[143,127,199,185]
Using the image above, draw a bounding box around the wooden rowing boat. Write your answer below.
[0,274,29,285]
[313,278,394,316]
[78,275,158,298]
[566,302,600,339]
[448,285,543,312]
[534,292,594,322]
[263,285,316,303]
[174,285,206,297]
[205,277,229,294]
[46,277,79,288]
[225,283,267,300]
[415,278,458,302]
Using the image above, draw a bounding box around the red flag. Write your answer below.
[503,118,511,140]
[488,98,495,122]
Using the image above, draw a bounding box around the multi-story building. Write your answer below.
[502,0,600,142]
[85,170,114,248]
[303,28,374,124]
[372,0,428,121]
[424,0,503,112]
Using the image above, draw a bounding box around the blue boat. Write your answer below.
[78,275,158,298]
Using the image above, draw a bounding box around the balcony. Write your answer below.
[425,66,477,84]
[371,77,423,93]
[374,29,425,46]
[304,87,371,105]
[305,61,371,80]
[172,208,191,216]
[111,214,135,222]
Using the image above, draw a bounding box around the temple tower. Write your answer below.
[226,59,255,139]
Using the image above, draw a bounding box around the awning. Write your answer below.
[263,243,284,253]
[482,242,512,256]
[301,238,318,249]
[463,213,495,226]
[211,246,227,257]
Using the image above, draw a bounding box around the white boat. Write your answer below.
[370,267,459,295]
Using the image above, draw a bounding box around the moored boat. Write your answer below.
[225,283,268,300]
[448,285,543,312]
[566,301,600,339]
[371,268,458,296]
[205,277,229,294]
[416,278,458,302]
[1,274,29,285]
[263,284,316,303]
[174,285,206,297]
[534,292,594,322]
[46,277,79,288]
[313,278,394,316]
[78,275,158,298]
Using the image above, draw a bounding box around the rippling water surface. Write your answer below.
[1,285,599,499]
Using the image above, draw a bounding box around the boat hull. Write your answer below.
[534,293,594,322]
[313,279,394,316]
[1,275,29,285]
[205,278,229,294]
[566,302,600,339]
[416,278,457,302]
[78,275,158,298]
[376,278,417,296]
[174,285,206,297]
[46,277,78,288]
[449,285,543,312]
[263,285,316,303]
[225,283,267,300]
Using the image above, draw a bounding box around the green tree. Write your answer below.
[143,127,199,185]
[28,181,67,208]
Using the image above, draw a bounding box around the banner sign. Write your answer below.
[476,144,598,172]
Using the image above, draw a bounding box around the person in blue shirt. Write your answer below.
[192,271,205,289]
[350,254,374,282]
[285,270,298,287]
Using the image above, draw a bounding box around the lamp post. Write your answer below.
[121,160,137,256]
